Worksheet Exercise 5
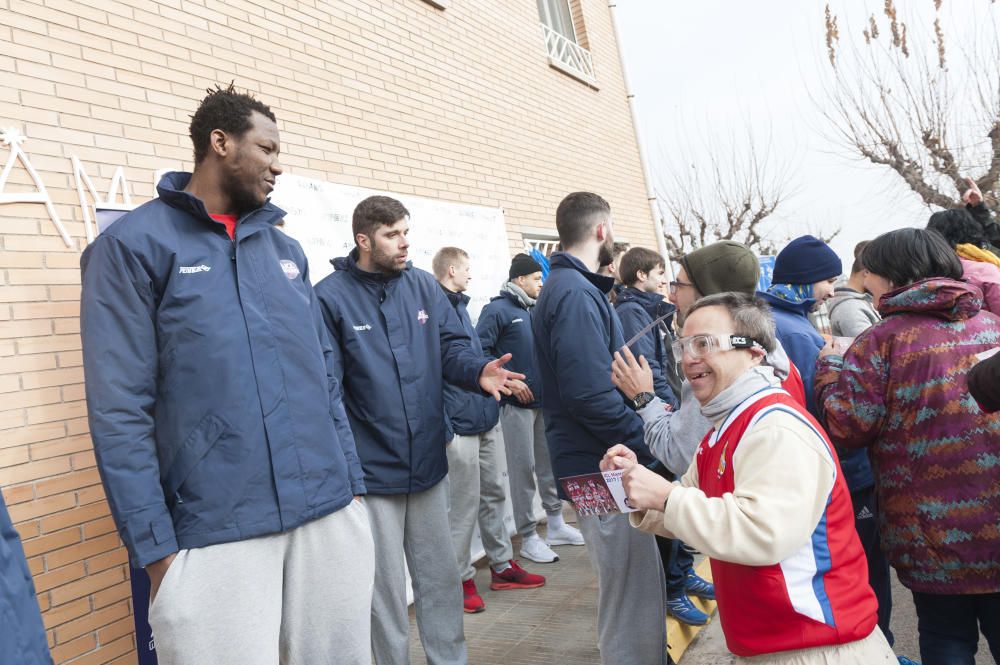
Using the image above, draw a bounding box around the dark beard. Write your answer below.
[597,241,614,269]
[371,243,404,274]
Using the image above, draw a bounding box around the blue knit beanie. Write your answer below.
[771,235,843,284]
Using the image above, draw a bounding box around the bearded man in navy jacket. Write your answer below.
[314,196,522,665]
[531,192,668,665]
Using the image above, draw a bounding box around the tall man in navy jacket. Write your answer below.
[314,197,522,665]
[434,247,546,616]
[80,86,375,664]
[477,253,584,565]
[531,192,669,665]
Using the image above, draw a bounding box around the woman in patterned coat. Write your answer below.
[814,228,1000,665]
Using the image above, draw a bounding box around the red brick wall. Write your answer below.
[0,1,656,662]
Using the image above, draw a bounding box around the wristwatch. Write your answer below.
[630,391,655,410]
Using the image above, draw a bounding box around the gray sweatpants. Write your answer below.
[577,512,669,665]
[446,424,514,579]
[498,404,561,537]
[148,500,374,665]
[365,480,467,665]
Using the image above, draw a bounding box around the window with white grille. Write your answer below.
[523,234,560,257]
[537,0,596,85]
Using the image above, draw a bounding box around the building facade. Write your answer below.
[0,1,658,662]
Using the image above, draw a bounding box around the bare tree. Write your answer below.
[656,130,832,261]
[820,0,1000,210]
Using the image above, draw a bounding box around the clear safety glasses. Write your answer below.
[671,333,763,361]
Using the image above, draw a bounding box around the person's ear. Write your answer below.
[356,233,371,254]
[636,269,647,284]
[209,129,230,158]
[448,264,457,279]
[595,221,607,243]
[749,347,766,365]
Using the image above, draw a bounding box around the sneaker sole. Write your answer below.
[667,611,709,626]
[463,606,485,614]
[546,537,584,546]
[489,581,546,590]
[520,552,559,564]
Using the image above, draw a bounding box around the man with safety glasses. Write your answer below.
[612,241,803,479]
[602,292,894,663]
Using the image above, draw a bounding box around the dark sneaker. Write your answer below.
[462,579,485,613]
[667,595,709,626]
[489,560,546,590]
[684,573,715,601]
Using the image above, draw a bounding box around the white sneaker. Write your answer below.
[546,523,585,546]
[520,535,559,563]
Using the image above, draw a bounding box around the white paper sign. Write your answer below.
[272,174,510,321]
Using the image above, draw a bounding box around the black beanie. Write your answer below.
[771,235,842,285]
[679,241,760,296]
[509,253,543,280]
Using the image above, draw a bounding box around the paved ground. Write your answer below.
[405,525,996,665]
[406,527,602,665]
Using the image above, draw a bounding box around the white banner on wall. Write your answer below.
[272,173,511,322]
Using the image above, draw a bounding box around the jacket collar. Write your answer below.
[878,277,982,321]
[157,171,286,235]
[617,286,676,324]
[549,251,615,294]
[331,248,410,284]
[440,283,470,307]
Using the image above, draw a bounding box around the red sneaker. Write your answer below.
[462,579,485,613]
[489,560,546,590]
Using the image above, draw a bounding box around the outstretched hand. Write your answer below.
[479,353,527,401]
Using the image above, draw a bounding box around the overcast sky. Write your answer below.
[613,0,993,268]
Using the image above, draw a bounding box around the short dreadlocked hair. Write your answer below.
[188,82,276,163]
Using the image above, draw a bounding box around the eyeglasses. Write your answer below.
[671,333,763,361]
[668,280,695,295]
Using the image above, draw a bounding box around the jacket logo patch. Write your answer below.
[178,265,211,274]
[353,324,372,332]
[417,309,429,325]
[511,318,524,324]
[280,259,300,279]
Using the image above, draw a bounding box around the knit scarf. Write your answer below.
[502,281,536,308]
[957,243,1000,269]
[766,282,814,305]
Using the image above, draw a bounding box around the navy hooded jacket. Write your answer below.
[476,289,542,409]
[614,287,680,409]
[758,291,874,492]
[80,172,364,569]
[531,252,652,498]
[442,288,500,436]
[314,251,488,495]
[1,492,53,665]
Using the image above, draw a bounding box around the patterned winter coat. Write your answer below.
[814,278,1000,595]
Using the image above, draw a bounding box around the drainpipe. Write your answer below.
[607,2,674,279]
